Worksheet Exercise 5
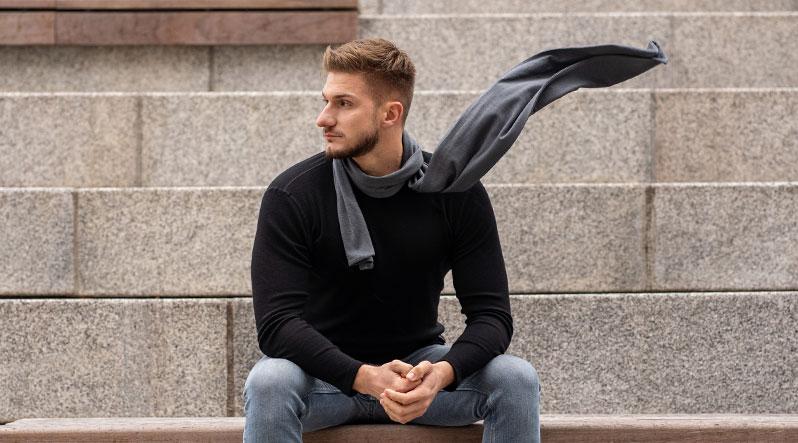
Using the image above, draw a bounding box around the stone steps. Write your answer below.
[0,13,795,91]
[4,184,798,296]
[1,293,796,421]
[3,415,798,442]
[1,89,796,187]
[2,0,796,432]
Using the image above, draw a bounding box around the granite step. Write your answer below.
[3,415,798,442]
[0,13,795,91]
[3,183,798,296]
[1,89,796,188]
[1,293,797,420]
[367,0,798,14]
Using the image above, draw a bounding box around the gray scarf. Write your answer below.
[333,40,668,270]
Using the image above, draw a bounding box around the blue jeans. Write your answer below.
[243,344,541,442]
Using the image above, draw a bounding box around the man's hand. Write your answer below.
[353,360,423,399]
[379,360,455,424]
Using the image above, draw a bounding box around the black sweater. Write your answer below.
[251,150,512,396]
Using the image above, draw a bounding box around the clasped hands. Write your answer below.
[352,359,455,424]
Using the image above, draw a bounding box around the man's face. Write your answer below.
[317,71,381,160]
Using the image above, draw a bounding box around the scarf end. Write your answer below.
[356,258,374,271]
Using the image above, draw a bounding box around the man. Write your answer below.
[244,37,541,442]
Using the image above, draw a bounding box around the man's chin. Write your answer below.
[324,144,351,160]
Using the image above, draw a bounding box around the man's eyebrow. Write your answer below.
[321,91,357,100]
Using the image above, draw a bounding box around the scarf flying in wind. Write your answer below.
[332,40,668,270]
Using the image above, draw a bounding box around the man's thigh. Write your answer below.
[244,355,369,433]
[302,377,372,432]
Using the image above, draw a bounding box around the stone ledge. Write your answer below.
[2,416,798,442]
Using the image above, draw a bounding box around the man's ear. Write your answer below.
[380,100,405,127]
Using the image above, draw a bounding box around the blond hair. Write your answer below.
[323,38,416,125]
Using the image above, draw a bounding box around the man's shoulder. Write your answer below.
[267,151,331,196]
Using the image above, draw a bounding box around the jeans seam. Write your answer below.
[308,388,340,395]
[452,384,489,398]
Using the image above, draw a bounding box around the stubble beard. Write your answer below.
[324,125,380,160]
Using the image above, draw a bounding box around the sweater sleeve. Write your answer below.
[251,187,364,396]
[437,182,513,392]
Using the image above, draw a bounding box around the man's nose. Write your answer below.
[316,107,335,128]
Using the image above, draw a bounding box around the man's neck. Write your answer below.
[352,131,404,177]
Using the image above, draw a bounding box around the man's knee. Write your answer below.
[484,354,540,394]
[244,356,310,403]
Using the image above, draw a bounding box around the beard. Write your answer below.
[323,125,380,160]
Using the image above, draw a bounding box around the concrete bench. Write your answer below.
[2,415,798,442]
[0,0,357,45]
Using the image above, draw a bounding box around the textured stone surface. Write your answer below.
[76,188,262,296]
[72,184,647,296]
[73,185,647,296]
[0,46,208,92]
[480,90,653,184]
[0,298,228,422]
[231,297,261,417]
[489,184,647,293]
[1,14,793,92]
[671,13,798,87]
[652,184,798,291]
[141,93,323,186]
[411,90,653,184]
[0,94,138,187]
[2,14,793,92]
[357,0,381,14]
[443,292,798,413]
[29,183,798,296]
[235,292,798,415]
[140,90,651,186]
[212,44,327,91]
[654,90,798,182]
[360,15,672,91]
[211,15,670,91]
[379,0,797,13]
[0,189,73,295]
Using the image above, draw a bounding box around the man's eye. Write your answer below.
[340,101,350,107]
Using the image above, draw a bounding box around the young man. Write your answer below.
[244,38,541,442]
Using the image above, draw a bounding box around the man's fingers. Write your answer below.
[383,387,422,406]
[379,394,404,422]
[380,393,399,413]
[406,360,433,381]
[387,359,414,377]
[380,393,423,424]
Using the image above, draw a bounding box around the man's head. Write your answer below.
[316,38,416,160]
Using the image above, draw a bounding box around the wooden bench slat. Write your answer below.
[55,10,356,45]
[0,12,54,43]
[0,0,55,8]
[3,416,798,443]
[0,10,356,45]
[0,0,358,9]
